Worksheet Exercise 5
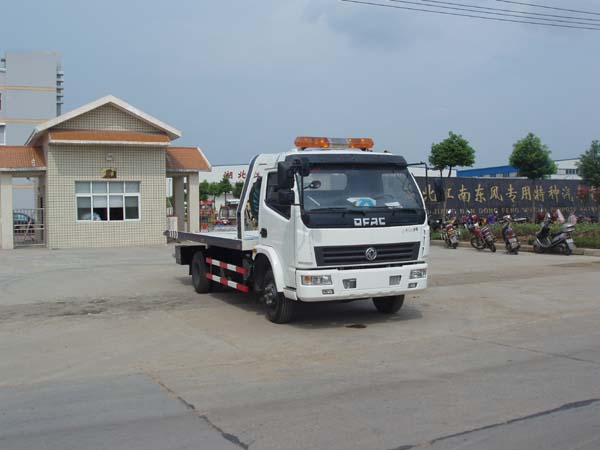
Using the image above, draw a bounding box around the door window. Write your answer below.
[265,173,291,218]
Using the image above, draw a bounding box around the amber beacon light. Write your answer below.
[294,136,374,150]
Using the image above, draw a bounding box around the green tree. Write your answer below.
[429,131,476,217]
[219,174,233,203]
[577,140,600,187]
[208,182,221,204]
[232,181,244,199]
[199,180,211,202]
[509,133,557,220]
[577,140,600,216]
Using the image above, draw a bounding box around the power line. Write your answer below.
[419,0,600,22]
[340,0,600,30]
[496,0,600,17]
[388,0,600,26]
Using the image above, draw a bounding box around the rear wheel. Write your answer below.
[262,269,295,323]
[373,295,405,314]
[191,251,212,294]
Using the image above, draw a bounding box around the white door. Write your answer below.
[259,172,296,287]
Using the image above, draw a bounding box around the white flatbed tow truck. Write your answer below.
[168,136,430,323]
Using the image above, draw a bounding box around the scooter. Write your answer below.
[440,210,460,249]
[499,215,525,254]
[533,212,576,255]
[466,213,496,253]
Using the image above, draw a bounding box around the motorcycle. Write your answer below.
[533,212,576,255]
[498,215,525,254]
[465,213,496,252]
[440,211,460,249]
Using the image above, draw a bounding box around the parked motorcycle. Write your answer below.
[465,213,496,252]
[533,212,576,255]
[499,215,525,254]
[440,210,460,249]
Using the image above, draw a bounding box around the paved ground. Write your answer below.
[1,245,599,450]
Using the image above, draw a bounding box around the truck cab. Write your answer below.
[171,136,429,323]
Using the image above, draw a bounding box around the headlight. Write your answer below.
[410,268,427,279]
[301,275,332,285]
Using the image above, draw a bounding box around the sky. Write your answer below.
[1,0,599,167]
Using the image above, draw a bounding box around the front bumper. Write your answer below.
[295,263,428,302]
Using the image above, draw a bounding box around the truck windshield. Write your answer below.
[301,164,423,212]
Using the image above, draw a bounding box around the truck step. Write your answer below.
[206,273,249,293]
[205,257,247,274]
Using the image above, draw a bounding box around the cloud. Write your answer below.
[303,0,433,49]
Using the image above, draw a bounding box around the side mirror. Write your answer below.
[277,158,310,189]
[434,178,445,202]
[277,161,294,189]
[278,188,295,205]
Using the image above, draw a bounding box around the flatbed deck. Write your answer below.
[165,229,260,251]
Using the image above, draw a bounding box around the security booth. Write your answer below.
[0,95,210,250]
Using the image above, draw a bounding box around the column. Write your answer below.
[173,176,186,232]
[187,172,200,234]
[0,173,14,250]
[35,174,46,245]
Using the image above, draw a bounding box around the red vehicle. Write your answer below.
[465,212,496,252]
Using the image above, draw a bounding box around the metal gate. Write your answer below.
[13,208,45,247]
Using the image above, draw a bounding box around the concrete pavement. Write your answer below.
[0,245,599,449]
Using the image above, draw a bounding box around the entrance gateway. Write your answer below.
[0,95,211,250]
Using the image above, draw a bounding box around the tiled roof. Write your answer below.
[0,146,46,169]
[166,147,211,171]
[49,130,171,143]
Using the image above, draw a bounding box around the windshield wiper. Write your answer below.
[308,207,366,216]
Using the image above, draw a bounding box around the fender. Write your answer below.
[254,245,286,293]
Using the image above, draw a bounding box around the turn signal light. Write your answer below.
[294,136,374,150]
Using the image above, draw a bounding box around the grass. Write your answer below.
[432,222,600,249]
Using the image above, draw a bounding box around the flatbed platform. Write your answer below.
[164,229,260,251]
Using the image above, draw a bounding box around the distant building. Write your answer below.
[0,51,63,145]
[457,158,581,180]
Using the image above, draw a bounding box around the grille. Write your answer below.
[314,242,420,267]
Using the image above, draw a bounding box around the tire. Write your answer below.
[471,236,484,250]
[262,269,295,323]
[489,242,497,253]
[452,242,458,249]
[191,251,212,294]
[533,242,544,254]
[562,243,572,256]
[373,295,405,314]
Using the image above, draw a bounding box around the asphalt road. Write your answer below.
[0,245,599,450]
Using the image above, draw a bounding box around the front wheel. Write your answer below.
[373,295,405,314]
[452,242,458,249]
[261,269,295,323]
[489,242,497,253]
[533,242,544,254]
[561,243,573,256]
[471,236,485,250]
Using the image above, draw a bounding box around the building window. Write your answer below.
[0,124,5,145]
[76,181,140,221]
[565,168,579,175]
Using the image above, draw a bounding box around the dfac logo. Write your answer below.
[365,247,378,261]
[354,217,386,227]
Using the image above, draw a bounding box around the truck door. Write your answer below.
[259,172,296,287]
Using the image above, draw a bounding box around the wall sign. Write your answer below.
[102,168,117,179]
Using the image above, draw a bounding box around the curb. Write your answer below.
[430,239,600,257]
